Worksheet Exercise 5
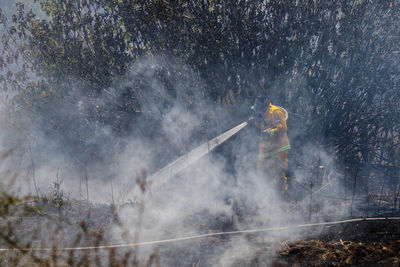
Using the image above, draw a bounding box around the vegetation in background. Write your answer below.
[0,1,399,179]
[0,1,399,265]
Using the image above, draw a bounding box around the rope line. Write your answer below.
[1,217,400,252]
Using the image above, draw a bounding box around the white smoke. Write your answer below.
[0,55,345,266]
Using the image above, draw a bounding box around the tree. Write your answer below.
[0,0,399,170]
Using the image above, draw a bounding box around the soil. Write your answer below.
[272,218,400,266]
[3,199,400,266]
[275,240,400,266]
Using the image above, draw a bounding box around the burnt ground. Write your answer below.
[2,199,400,266]
[273,218,400,266]
[158,217,400,266]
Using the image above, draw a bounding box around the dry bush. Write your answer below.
[0,169,159,267]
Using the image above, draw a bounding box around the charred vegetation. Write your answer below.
[0,0,399,266]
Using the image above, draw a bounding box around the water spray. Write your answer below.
[131,106,288,200]
[133,120,249,199]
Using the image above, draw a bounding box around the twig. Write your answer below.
[56,168,62,221]
[350,164,359,216]
[344,167,348,217]
[111,177,115,208]
[377,182,385,216]
[365,169,370,217]
[393,168,400,212]
[79,167,82,218]
[133,169,147,266]
[315,155,321,214]
[26,170,31,196]
[393,184,400,212]
[84,161,90,220]
[320,162,331,216]
[309,157,316,221]
[84,162,89,203]
[28,145,39,199]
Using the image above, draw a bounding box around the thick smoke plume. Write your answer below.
[0,55,346,266]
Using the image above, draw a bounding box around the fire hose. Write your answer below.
[1,217,400,251]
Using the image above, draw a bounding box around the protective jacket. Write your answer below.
[257,103,290,194]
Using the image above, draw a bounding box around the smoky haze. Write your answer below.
[0,55,343,266]
[0,0,399,265]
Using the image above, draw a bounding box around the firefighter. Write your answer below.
[251,95,290,198]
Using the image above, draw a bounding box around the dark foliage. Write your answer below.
[0,0,399,168]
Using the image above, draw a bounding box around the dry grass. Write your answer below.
[0,168,160,267]
[277,239,400,266]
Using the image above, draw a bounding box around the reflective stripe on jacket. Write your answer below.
[258,104,290,168]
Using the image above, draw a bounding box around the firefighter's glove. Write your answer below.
[263,128,278,137]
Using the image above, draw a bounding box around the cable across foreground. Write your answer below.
[1,217,400,252]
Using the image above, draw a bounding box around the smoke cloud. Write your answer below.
[0,55,345,266]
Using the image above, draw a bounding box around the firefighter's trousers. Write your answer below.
[257,150,289,198]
